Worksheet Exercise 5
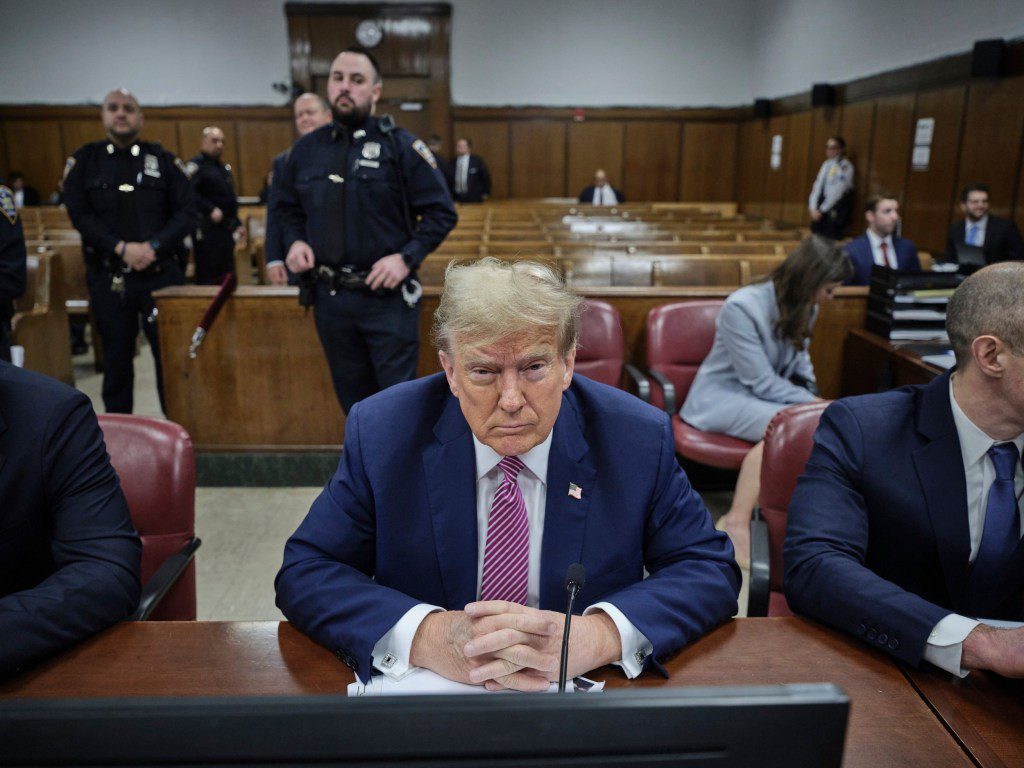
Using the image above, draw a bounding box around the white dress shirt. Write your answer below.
[866,229,897,268]
[13,189,24,209]
[591,184,618,206]
[455,154,470,195]
[371,432,653,681]
[965,215,989,247]
[923,378,1024,676]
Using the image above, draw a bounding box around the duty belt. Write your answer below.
[313,264,374,294]
[312,264,423,308]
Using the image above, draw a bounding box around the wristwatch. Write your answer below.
[149,239,161,255]
[400,250,417,269]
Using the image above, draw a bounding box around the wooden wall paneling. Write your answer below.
[510,121,566,198]
[956,75,1024,220]
[867,93,916,201]
[235,119,294,196]
[622,121,680,202]
[60,118,105,159]
[761,115,788,221]
[176,119,241,182]
[781,111,812,225]
[567,122,624,201]
[902,85,966,255]
[453,120,510,199]
[807,106,844,225]
[2,120,64,201]
[840,100,877,233]
[1016,129,1024,240]
[736,119,768,216]
[141,119,182,158]
[680,122,737,202]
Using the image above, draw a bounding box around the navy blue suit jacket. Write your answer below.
[784,373,1024,667]
[276,373,740,683]
[843,233,920,286]
[0,362,141,677]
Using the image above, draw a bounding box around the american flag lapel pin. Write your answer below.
[568,483,582,500]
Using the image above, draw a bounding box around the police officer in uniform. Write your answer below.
[808,135,855,240]
[272,47,456,414]
[265,92,333,286]
[63,88,196,414]
[0,181,27,362]
[189,126,243,285]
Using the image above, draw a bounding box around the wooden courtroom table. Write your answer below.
[0,618,974,767]
[842,328,945,397]
[154,286,867,451]
[902,664,1024,768]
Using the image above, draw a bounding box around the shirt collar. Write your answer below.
[866,228,891,248]
[969,215,989,229]
[949,375,1024,467]
[473,430,553,485]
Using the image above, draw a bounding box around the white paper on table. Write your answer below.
[921,351,955,370]
[347,668,605,697]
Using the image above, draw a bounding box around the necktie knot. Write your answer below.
[498,455,525,483]
[988,442,1020,481]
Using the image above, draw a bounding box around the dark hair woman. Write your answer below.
[680,235,853,565]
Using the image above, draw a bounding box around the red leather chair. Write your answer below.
[98,415,201,621]
[575,300,649,400]
[747,400,830,617]
[645,301,755,469]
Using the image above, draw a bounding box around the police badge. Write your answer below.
[0,185,17,224]
[144,153,161,178]
[362,142,381,160]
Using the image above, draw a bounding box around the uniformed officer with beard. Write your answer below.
[271,47,456,414]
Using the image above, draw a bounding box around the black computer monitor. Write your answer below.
[1,684,848,767]
[955,242,987,274]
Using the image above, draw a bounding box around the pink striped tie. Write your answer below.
[479,455,529,604]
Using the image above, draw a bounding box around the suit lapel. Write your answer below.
[911,374,972,609]
[0,393,8,479]
[422,395,479,609]
[539,391,596,610]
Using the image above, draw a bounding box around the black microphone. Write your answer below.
[557,563,586,693]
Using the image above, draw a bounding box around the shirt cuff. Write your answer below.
[264,259,284,269]
[923,614,980,678]
[371,603,444,680]
[585,602,653,679]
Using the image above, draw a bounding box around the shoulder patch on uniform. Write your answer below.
[178,158,197,178]
[412,139,438,169]
[62,156,77,182]
[0,186,16,224]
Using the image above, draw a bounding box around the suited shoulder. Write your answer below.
[0,363,89,431]
[348,373,452,434]
[566,374,668,439]
[825,382,924,433]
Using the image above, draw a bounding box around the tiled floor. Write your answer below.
[74,340,747,621]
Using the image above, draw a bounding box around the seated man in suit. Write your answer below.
[785,262,1024,678]
[843,193,920,285]
[579,169,624,206]
[946,183,1023,267]
[276,258,740,691]
[445,138,491,203]
[0,361,142,677]
[7,172,41,209]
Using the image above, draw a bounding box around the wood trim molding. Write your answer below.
[0,105,291,119]
[285,2,452,17]
[452,106,748,122]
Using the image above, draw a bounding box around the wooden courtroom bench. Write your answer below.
[10,249,74,385]
[153,285,866,450]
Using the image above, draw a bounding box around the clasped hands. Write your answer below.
[409,600,621,692]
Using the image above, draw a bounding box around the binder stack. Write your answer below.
[864,266,963,342]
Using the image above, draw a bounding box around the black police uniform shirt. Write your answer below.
[188,153,239,230]
[271,116,457,271]
[62,140,196,268]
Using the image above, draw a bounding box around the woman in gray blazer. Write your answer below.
[681,236,852,564]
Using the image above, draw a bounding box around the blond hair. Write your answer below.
[432,258,582,357]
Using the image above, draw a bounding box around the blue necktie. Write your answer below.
[972,442,1021,592]
[967,224,980,246]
